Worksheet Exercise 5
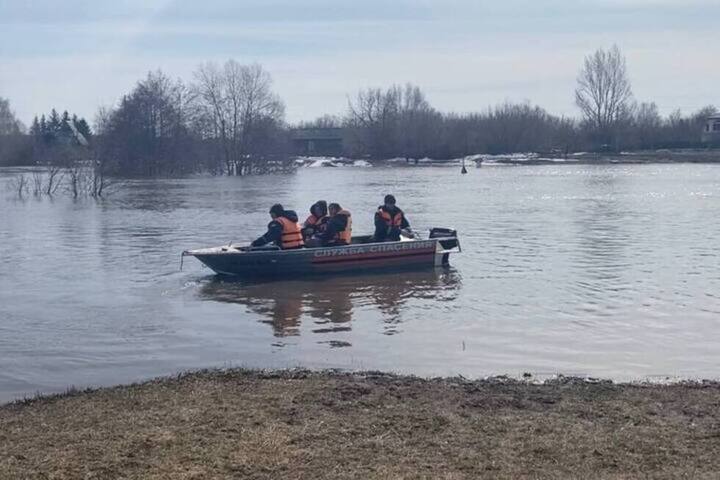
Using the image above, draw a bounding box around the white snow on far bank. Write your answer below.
[295,152,581,168]
[295,156,373,168]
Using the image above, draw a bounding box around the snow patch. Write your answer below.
[295,156,372,168]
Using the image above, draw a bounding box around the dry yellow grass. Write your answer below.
[1,370,719,479]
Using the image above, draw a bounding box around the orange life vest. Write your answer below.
[304,214,328,231]
[276,216,304,249]
[334,210,352,244]
[378,208,403,228]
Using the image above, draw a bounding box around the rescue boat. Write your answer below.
[182,228,460,277]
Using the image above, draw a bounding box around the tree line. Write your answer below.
[0,46,717,178]
[335,46,715,158]
[93,63,289,176]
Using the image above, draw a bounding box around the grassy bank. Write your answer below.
[2,369,719,479]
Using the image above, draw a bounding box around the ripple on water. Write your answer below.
[1,164,720,402]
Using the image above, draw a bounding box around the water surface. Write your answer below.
[1,164,719,402]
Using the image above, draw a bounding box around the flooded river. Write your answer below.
[1,163,719,402]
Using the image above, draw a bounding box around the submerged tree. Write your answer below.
[96,70,198,176]
[0,97,24,135]
[0,97,32,166]
[575,45,634,149]
[345,86,401,158]
[193,60,286,175]
[345,83,439,159]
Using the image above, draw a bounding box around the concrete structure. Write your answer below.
[291,128,345,156]
[701,115,720,145]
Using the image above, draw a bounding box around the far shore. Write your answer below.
[3,147,720,174]
[2,369,719,479]
[485,148,720,166]
[293,148,720,169]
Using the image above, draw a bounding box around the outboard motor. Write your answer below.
[429,227,459,251]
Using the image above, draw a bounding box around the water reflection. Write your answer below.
[198,268,462,342]
[571,169,632,308]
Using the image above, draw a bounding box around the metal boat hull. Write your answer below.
[184,237,459,278]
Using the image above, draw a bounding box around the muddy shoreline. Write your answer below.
[2,369,719,479]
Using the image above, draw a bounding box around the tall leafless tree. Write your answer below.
[575,45,634,148]
[345,87,399,158]
[0,97,24,134]
[0,97,32,166]
[345,83,438,159]
[95,71,198,176]
[395,84,439,160]
[193,61,285,175]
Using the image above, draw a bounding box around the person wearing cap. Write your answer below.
[373,194,411,242]
[251,203,304,249]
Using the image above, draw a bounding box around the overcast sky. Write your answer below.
[1,0,718,127]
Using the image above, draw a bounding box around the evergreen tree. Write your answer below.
[76,117,92,139]
[60,110,73,138]
[48,108,61,134]
[43,111,58,145]
[39,114,47,134]
[29,116,40,137]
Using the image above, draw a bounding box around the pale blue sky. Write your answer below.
[1,0,718,126]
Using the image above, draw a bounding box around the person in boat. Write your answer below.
[316,203,352,247]
[251,203,304,250]
[302,200,329,240]
[374,194,411,242]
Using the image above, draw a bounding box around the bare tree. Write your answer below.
[631,102,662,149]
[92,105,117,194]
[661,105,717,148]
[395,84,439,160]
[345,84,581,159]
[29,168,63,196]
[483,101,567,154]
[0,97,33,166]
[7,173,29,198]
[575,45,634,148]
[345,86,401,158]
[30,171,41,195]
[0,97,24,135]
[193,61,285,175]
[65,161,86,198]
[95,71,198,177]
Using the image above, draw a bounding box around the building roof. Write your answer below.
[708,114,720,120]
[291,127,344,140]
[66,119,89,146]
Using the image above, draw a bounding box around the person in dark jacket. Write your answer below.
[302,200,329,240]
[374,194,411,242]
[251,204,304,249]
[318,203,352,246]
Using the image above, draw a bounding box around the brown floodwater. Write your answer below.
[1,163,719,402]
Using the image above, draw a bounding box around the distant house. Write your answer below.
[701,114,720,145]
[291,127,345,156]
[50,120,89,147]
